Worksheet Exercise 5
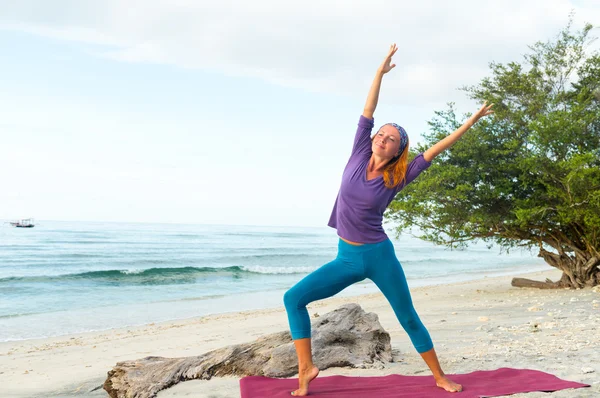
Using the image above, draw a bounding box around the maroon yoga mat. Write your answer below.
[239,368,589,398]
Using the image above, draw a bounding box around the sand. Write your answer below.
[1,269,598,397]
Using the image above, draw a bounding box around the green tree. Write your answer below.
[387,20,600,288]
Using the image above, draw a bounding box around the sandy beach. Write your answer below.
[1,268,598,398]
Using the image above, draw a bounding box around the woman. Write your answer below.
[283,43,494,396]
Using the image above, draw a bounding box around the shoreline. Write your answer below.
[2,268,599,397]
[1,262,548,343]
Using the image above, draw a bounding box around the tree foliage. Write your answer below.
[387,20,600,288]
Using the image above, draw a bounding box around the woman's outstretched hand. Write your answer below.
[378,43,398,74]
[470,101,494,125]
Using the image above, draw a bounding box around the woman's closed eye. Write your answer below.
[377,132,394,141]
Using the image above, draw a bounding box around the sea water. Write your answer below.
[0,220,548,341]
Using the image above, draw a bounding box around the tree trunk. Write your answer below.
[511,250,600,289]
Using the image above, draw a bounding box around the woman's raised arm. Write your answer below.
[423,102,494,162]
[363,44,397,120]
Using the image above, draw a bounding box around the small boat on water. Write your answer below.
[9,218,35,228]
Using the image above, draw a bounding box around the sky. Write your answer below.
[1,1,599,227]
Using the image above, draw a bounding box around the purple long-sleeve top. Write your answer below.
[327,115,432,243]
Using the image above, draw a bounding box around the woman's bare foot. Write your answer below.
[435,375,462,392]
[290,365,320,396]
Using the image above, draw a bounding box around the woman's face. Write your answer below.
[372,124,401,159]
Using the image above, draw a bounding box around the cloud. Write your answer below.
[1,0,598,105]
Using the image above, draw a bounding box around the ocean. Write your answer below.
[0,220,548,342]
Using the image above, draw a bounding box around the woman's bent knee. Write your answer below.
[283,288,299,309]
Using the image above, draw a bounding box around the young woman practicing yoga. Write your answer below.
[283,43,494,396]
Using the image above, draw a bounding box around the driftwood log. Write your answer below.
[511,277,566,289]
[103,303,392,398]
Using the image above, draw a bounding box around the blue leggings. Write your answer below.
[283,238,433,353]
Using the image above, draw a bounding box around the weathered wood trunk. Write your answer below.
[103,303,393,398]
[512,248,600,289]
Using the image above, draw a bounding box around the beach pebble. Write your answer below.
[529,322,541,332]
[451,312,458,315]
[528,306,542,312]
[570,297,579,302]
[478,316,489,322]
[582,367,595,374]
